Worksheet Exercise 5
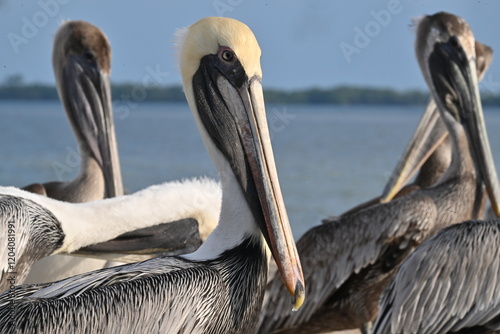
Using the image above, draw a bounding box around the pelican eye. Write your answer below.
[221,49,235,62]
[449,36,459,48]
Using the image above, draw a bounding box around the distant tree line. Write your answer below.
[263,87,430,105]
[2,75,500,106]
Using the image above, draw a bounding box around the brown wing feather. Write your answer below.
[258,193,437,333]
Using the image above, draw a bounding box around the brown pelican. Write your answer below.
[0,177,221,292]
[372,219,500,333]
[370,13,500,334]
[21,20,125,284]
[379,39,493,206]
[332,39,492,220]
[330,39,493,221]
[0,17,305,333]
[257,12,499,334]
[23,20,123,201]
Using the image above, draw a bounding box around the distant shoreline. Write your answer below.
[1,83,500,106]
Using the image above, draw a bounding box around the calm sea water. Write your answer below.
[1,100,499,238]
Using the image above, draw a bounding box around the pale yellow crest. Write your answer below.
[177,17,262,89]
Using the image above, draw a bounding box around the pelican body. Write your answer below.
[0,178,221,292]
[0,17,304,334]
[370,12,500,334]
[257,13,500,334]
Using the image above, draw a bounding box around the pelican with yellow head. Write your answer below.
[0,17,304,334]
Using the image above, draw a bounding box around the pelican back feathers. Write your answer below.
[373,220,500,334]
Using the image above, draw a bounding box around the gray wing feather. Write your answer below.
[258,194,436,332]
[0,256,230,334]
[27,257,194,299]
[373,220,500,334]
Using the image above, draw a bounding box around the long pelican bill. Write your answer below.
[72,218,203,262]
[381,99,447,203]
[462,59,500,217]
[190,45,305,309]
[239,78,305,310]
[59,53,123,198]
[429,36,500,216]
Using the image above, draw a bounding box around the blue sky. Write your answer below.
[1,0,499,91]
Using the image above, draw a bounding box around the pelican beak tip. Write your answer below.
[379,196,391,204]
[494,204,500,218]
[292,280,305,311]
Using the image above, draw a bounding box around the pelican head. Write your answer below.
[381,39,494,203]
[415,12,500,215]
[178,17,305,310]
[52,20,123,198]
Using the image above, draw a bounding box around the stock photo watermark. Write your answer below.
[213,0,243,17]
[51,145,85,181]
[5,218,17,325]
[269,106,296,138]
[339,0,405,63]
[7,0,71,54]
[480,72,500,99]
[113,65,169,120]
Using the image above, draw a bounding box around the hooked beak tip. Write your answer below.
[379,196,391,204]
[292,280,305,311]
[380,184,400,204]
[492,203,500,218]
